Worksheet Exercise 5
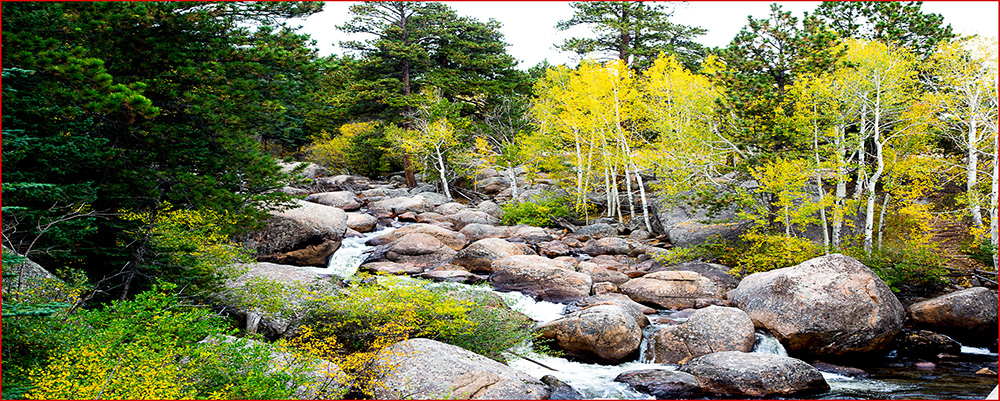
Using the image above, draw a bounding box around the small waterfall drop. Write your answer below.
[752,331,788,357]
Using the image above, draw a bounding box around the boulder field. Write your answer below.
[229,165,998,399]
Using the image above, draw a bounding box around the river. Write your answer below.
[312,223,998,400]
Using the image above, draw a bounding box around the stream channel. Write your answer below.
[299,224,997,400]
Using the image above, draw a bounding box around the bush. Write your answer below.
[653,232,820,278]
[960,236,997,269]
[500,193,574,227]
[306,122,398,178]
[302,275,537,363]
[846,244,947,292]
[4,282,320,400]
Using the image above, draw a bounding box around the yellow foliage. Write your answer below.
[25,343,194,400]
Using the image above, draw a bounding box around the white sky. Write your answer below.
[290,1,1000,69]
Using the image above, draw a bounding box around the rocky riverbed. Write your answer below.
[225,165,999,400]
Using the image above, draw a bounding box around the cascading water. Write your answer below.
[318,221,998,400]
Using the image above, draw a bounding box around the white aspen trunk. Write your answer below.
[507,164,519,200]
[604,155,614,219]
[833,126,848,249]
[574,133,585,212]
[854,102,868,201]
[877,193,890,250]
[623,153,635,222]
[968,116,984,229]
[991,149,998,268]
[863,88,885,254]
[635,166,653,233]
[436,147,452,200]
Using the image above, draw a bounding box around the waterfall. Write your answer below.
[752,331,788,357]
[326,225,395,277]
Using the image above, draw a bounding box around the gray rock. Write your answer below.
[360,261,424,276]
[538,305,643,364]
[490,255,592,303]
[452,238,533,273]
[619,270,726,309]
[538,241,573,257]
[277,161,327,180]
[369,196,434,216]
[435,202,469,215]
[477,201,503,219]
[379,233,456,267]
[441,210,500,231]
[460,223,513,242]
[305,191,362,211]
[907,287,999,346]
[650,306,755,364]
[581,237,634,256]
[573,223,618,238]
[729,254,905,357]
[650,261,740,291]
[680,351,829,397]
[409,183,438,195]
[613,369,704,399]
[541,375,585,400]
[368,224,468,251]
[219,262,337,338]
[345,213,378,233]
[373,338,550,400]
[245,200,348,267]
[654,193,750,247]
[415,191,451,206]
[563,293,653,328]
[577,261,630,286]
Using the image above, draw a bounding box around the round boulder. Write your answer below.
[452,238,533,273]
[729,254,905,357]
[581,237,634,256]
[345,213,378,233]
[304,191,362,211]
[679,351,829,398]
[907,287,998,346]
[373,338,549,400]
[613,369,703,399]
[650,306,755,364]
[381,233,456,267]
[459,223,513,242]
[490,255,592,303]
[538,304,642,364]
[573,223,618,238]
[619,270,726,309]
[369,196,434,217]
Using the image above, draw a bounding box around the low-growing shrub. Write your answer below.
[302,275,538,363]
[845,244,948,292]
[500,193,574,227]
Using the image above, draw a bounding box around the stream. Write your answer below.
[309,223,998,400]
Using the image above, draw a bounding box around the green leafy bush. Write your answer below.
[302,275,537,363]
[846,245,947,292]
[960,236,997,269]
[501,193,574,227]
[307,122,398,178]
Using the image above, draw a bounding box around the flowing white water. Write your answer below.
[961,345,999,356]
[752,331,789,357]
[290,225,395,277]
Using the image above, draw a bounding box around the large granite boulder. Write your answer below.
[452,238,533,273]
[573,223,617,238]
[650,306,755,364]
[907,287,998,346]
[367,224,468,251]
[219,262,337,338]
[477,201,504,219]
[729,254,905,357]
[619,270,726,309]
[304,191,362,211]
[369,196,434,217]
[441,210,500,231]
[373,338,550,400]
[277,161,327,180]
[245,200,348,267]
[460,224,513,242]
[490,255,592,303]
[577,261,630,286]
[613,370,704,399]
[655,194,750,247]
[580,237,634,256]
[679,351,829,398]
[345,213,378,233]
[538,305,643,364]
[650,261,740,291]
[379,233,457,267]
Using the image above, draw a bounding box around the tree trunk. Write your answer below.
[813,109,829,254]
[968,116,983,229]
[436,147,452,200]
[863,90,885,254]
[507,163,519,200]
[832,126,848,249]
[991,149,998,268]
[876,193,890,251]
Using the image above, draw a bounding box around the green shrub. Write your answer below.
[960,236,997,269]
[302,275,537,363]
[653,232,820,278]
[500,193,574,227]
[306,122,398,178]
[846,244,947,292]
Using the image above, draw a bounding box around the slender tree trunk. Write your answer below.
[991,149,998,268]
[968,116,983,229]
[507,163,519,200]
[436,147,452,200]
[863,90,885,254]
[877,193,890,251]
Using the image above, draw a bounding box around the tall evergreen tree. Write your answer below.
[555,1,707,71]
[2,2,326,298]
[813,1,954,59]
